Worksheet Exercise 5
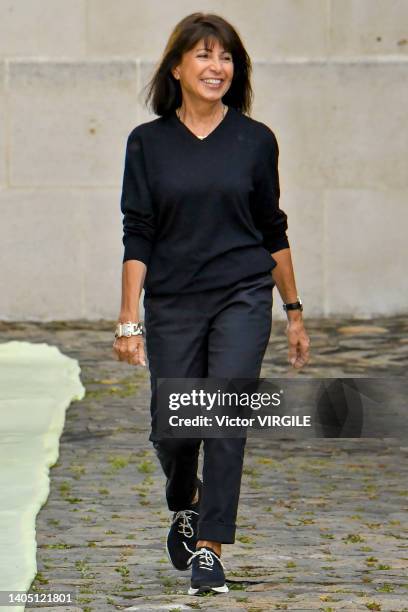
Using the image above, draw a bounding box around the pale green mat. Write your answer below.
[0,341,85,610]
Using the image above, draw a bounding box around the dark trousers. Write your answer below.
[143,271,274,543]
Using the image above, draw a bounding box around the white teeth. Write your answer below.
[202,79,222,84]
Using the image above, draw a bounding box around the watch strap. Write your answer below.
[283,296,303,312]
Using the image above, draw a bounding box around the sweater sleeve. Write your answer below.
[120,129,156,265]
[252,129,290,254]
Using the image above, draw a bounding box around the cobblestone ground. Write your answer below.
[1,316,407,612]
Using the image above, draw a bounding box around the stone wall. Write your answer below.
[0,1,407,320]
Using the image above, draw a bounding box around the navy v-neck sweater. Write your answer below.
[120,105,289,297]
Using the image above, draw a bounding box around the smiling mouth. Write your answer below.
[201,79,224,86]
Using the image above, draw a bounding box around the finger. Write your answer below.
[138,343,147,366]
[288,346,298,366]
[288,338,298,362]
[128,356,142,366]
[293,338,311,364]
[128,352,144,366]
[129,357,146,367]
[296,359,309,369]
[118,348,129,362]
[128,344,146,367]
[293,353,310,369]
[298,346,310,361]
[126,345,139,365]
[290,346,303,367]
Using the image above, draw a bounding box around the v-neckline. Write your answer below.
[173,106,232,143]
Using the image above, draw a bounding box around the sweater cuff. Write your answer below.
[268,234,290,254]
[122,236,153,266]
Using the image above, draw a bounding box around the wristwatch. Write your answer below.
[282,296,303,312]
[114,321,144,338]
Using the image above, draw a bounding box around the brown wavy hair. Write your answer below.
[143,12,253,118]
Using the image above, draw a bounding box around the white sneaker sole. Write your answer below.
[188,583,229,595]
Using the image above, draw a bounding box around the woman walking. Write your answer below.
[113,12,310,596]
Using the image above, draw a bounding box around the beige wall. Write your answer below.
[0,0,407,320]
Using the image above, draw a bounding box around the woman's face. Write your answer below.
[172,38,234,104]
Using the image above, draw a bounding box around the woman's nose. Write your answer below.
[208,58,223,72]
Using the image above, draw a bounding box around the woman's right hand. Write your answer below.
[112,335,147,367]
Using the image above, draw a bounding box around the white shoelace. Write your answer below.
[183,543,227,571]
[172,509,199,538]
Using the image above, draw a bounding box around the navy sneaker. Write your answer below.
[166,479,202,571]
[185,545,229,595]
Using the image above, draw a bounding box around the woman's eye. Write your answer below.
[197,54,232,61]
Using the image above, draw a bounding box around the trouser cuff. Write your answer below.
[167,476,202,512]
[197,520,236,544]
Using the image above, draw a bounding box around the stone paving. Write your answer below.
[0,316,407,612]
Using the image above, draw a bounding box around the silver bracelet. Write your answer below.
[114,321,144,338]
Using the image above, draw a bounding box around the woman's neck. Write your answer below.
[177,100,226,128]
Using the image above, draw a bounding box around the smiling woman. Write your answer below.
[173,37,234,122]
[113,10,310,598]
[143,12,253,118]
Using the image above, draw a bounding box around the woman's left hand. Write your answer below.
[286,318,311,369]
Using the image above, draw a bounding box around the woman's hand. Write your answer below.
[286,317,311,369]
[112,336,147,367]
